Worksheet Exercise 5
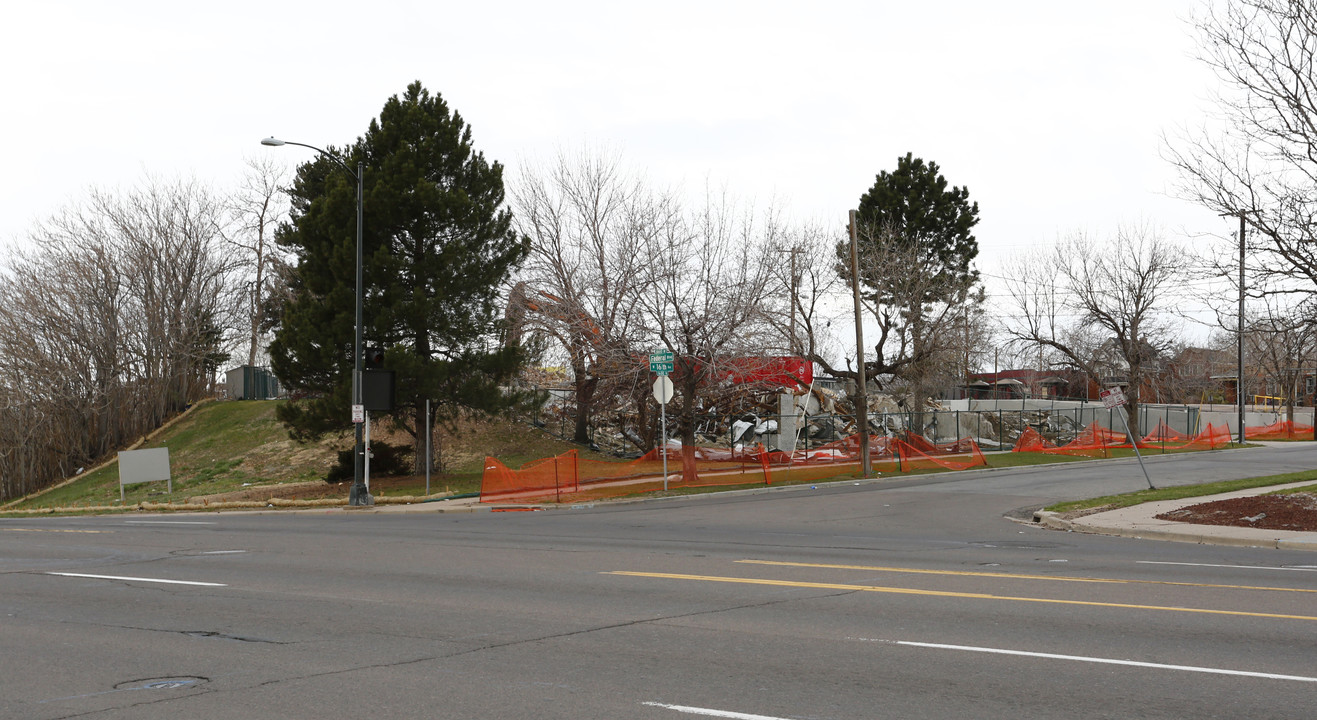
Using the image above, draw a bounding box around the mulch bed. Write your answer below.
[1155,493,1317,531]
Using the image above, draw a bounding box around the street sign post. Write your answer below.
[653,375,674,490]
[1100,387,1155,490]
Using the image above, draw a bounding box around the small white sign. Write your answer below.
[352,404,365,423]
[1100,387,1127,409]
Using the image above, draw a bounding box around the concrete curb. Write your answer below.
[1033,480,1317,551]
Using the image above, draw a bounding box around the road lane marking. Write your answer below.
[604,571,1317,621]
[1,528,107,534]
[124,521,216,525]
[878,640,1317,684]
[1138,561,1317,573]
[642,701,796,719]
[740,559,1317,593]
[47,572,226,587]
[199,550,246,555]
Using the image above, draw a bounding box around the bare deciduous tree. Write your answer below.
[1003,225,1183,433]
[1166,0,1317,294]
[762,221,847,362]
[1243,299,1317,423]
[809,222,980,429]
[230,156,291,367]
[510,149,654,446]
[0,177,240,502]
[635,189,778,475]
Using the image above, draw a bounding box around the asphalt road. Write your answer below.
[4,444,1317,719]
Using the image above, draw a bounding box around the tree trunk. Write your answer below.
[679,373,699,484]
[572,367,596,445]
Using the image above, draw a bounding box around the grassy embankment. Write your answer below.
[1,398,590,515]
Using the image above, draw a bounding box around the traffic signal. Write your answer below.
[364,348,385,369]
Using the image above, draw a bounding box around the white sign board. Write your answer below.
[118,447,171,502]
[653,375,674,405]
[352,404,365,423]
[1100,387,1127,409]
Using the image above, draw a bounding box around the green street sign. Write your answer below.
[649,349,674,375]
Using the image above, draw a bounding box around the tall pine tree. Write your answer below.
[820,153,981,417]
[270,82,531,475]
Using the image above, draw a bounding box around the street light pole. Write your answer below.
[262,137,372,506]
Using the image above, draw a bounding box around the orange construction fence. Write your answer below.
[481,432,989,503]
[1013,421,1234,456]
[1245,419,1316,440]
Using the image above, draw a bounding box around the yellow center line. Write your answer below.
[1,528,107,534]
[604,571,1317,622]
[737,559,1317,594]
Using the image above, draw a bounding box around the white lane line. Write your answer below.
[1,528,107,534]
[642,702,796,719]
[124,521,216,525]
[887,640,1317,683]
[1138,561,1317,573]
[199,550,246,555]
[47,572,226,587]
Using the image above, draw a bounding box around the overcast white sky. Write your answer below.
[2,0,1232,337]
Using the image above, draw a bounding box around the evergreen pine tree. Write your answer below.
[851,152,980,303]
[270,81,531,475]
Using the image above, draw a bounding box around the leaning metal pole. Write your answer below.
[849,210,870,477]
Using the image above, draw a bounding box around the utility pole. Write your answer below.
[777,246,805,355]
[1238,212,1246,445]
[1221,210,1247,445]
[849,211,870,477]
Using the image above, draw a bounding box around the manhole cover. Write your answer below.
[114,677,207,691]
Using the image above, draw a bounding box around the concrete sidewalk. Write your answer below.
[1033,481,1317,551]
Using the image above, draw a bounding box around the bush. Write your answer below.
[325,442,412,483]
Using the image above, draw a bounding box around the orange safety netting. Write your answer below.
[482,432,989,503]
[1014,421,1236,456]
[893,436,987,471]
[1179,423,1233,449]
[1140,420,1189,444]
[482,444,777,504]
[1245,420,1316,440]
[1135,422,1232,450]
[1012,423,1124,457]
[1137,421,1232,450]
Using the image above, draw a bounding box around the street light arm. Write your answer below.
[260,137,359,180]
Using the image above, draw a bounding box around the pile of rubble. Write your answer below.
[538,383,1099,457]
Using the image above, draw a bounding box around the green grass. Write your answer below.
[1,400,618,514]
[1044,468,1317,514]
[6,399,339,511]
